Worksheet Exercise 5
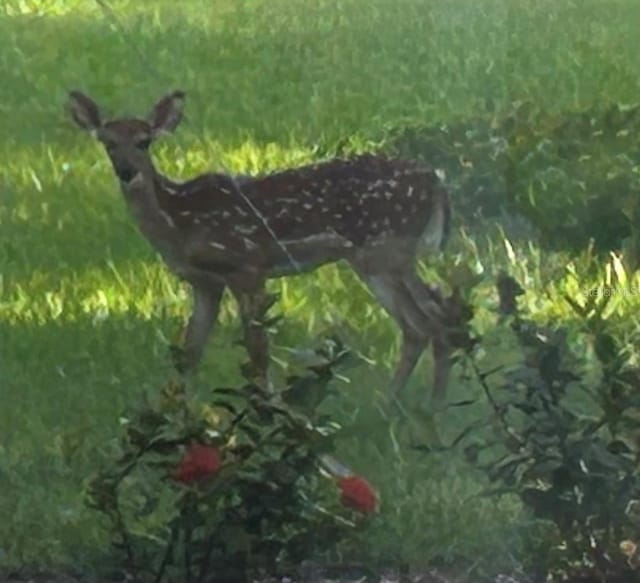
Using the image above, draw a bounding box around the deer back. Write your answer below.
[154,154,450,279]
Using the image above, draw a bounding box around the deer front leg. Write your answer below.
[231,283,272,391]
[174,283,226,373]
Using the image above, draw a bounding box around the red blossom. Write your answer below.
[173,444,222,484]
[337,475,378,514]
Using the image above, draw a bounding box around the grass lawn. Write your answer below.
[2,0,640,579]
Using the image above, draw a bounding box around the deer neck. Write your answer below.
[112,149,184,266]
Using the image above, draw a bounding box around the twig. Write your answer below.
[468,356,525,448]
[154,526,178,583]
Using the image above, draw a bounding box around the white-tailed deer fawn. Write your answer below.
[67,90,458,404]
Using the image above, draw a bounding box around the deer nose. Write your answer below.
[115,165,138,183]
[110,156,138,183]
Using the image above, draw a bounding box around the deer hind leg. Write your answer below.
[430,335,452,407]
[229,282,272,390]
[350,265,430,396]
[352,263,450,404]
[388,328,426,397]
[401,271,452,407]
[177,283,226,374]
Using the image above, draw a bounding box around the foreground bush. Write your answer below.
[453,271,640,582]
[86,337,378,583]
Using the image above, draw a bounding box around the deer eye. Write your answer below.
[137,138,151,150]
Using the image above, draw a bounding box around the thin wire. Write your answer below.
[93,0,303,275]
[93,0,167,87]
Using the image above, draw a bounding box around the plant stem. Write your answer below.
[154,526,177,583]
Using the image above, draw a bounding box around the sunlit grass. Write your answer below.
[2,0,640,577]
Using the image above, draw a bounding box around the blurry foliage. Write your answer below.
[451,271,640,581]
[387,101,640,260]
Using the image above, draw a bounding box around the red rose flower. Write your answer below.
[173,444,222,484]
[338,475,378,514]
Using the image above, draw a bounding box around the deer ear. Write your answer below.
[147,90,185,136]
[67,90,102,132]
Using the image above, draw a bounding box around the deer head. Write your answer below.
[67,90,186,183]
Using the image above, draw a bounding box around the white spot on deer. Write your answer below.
[282,230,343,248]
[394,203,403,211]
[334,213,343,219]
[276,208,288,218]
[179,210,192,217]
[235,206,249,217]
[303,203,313,210]
[193,218,201,225]
[220,187,231,194]
[235,224,258,235]
[160,211,176,229]
[407,186,414,198]
[209,242,226,250]
[384,191,393,200]
[243,237,258,250]
[222,211,231,219]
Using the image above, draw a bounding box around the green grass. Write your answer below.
[2,0,640,578]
